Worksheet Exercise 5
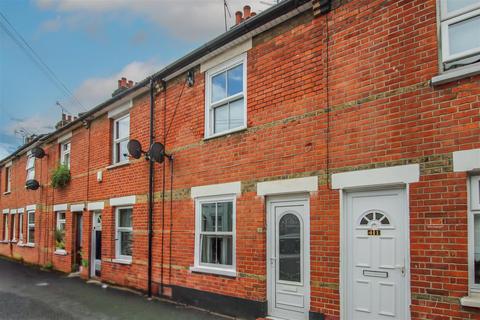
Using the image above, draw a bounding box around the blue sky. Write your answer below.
[0,0,269,159]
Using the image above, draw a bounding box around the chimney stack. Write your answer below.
[56,112,75,129]
[243,5,251,19]
[113,77,136,97]
[235,11,243,25]
[235,5,256,26]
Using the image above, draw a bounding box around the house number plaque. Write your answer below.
[368,229,381,236]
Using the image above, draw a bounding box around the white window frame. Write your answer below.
[18,212,23,242]
[55,211,66,252]
[26,155,35,181]
[5,165,11,193]
[112,113,130,165]
[192,194,237,277]
[115,206,133,261]
[3,214,8,241]
[27,210,35,245]
[60,141,71,169]
[469,175,480,293]
[439,1,480,65]
[204,53,247,139]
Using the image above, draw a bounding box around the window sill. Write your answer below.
[0,240,9,244]
[10,239,17,243]
[54,250,67,256]
[461,294,480,308]
[107,161,130,170]
[190,266,237,278]
[17,241,24,246]
[112,258,132,265]
[431,62,480,86]
[204,127,247,141]
[3,191,11,195]
[24,243,35,248]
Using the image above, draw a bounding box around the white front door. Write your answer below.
[267,196,310,320]
[91,211,102,277]
[345,188,408,320]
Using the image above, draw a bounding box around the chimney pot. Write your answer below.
[243,5,251,19]
[128,80,134,88]
[251,12,256,17]
[235,11,243,25]
[62,113,66,121]
[118,80,122,88]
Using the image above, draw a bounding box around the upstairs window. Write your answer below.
[26,155,35,181]
[4,165,11,193]
[469,175,480,293]
[205,54,247,137]
[440,0,480,71]
[60,141,71,169]
[113,114,130,164]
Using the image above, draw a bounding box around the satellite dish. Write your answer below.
[127,140,143,159]
[149,142,165,163]
[25,179,40,190]
[31,147,45,159]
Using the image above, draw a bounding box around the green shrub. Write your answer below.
[51,165,70,189]
[44,262,53,270]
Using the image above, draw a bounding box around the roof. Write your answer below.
[0,0,311,166]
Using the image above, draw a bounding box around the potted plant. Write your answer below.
[51,165,71,189]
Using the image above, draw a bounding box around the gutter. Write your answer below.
[0,0,310,166]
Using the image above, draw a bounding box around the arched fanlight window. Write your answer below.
[359,210,391,227]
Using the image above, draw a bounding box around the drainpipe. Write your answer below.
[147,78,155,298]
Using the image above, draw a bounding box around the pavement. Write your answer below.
[0,257,226,320]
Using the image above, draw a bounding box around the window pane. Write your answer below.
[227,64,243,96]
[214,104,229,134]
[229,98,244,129]
[116,140,129,163]
[446,0,479,14]
[120,231,132,256]
[201,203,216,232]
[448,15,480,56]
[28,227,35,243]
[119,208,132,228]
[28,212,34,224]
[200,235,232,265]
[279,214,301,282]
[211,72,227,102]
[116,116,130,139]
[475,214,480,284]
[217,202,232,232]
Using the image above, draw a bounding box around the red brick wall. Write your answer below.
[1,0,480,319]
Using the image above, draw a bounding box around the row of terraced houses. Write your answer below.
[1,0,480,319]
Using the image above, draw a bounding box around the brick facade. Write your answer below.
[1,0,480,319]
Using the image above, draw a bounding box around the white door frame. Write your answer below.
[267,193,310,320]
[90,211,102,277]
[339,184,411,320]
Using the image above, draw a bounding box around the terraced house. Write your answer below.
[1,0,480,319]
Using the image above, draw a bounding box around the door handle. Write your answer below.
[270,257,277,265]
[396,265,405,276]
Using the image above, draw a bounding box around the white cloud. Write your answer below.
[39,16,62,32]
[74,60,161,109]
[0,142,15,160]
[35,0,271,40]
[2,113,57,137]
